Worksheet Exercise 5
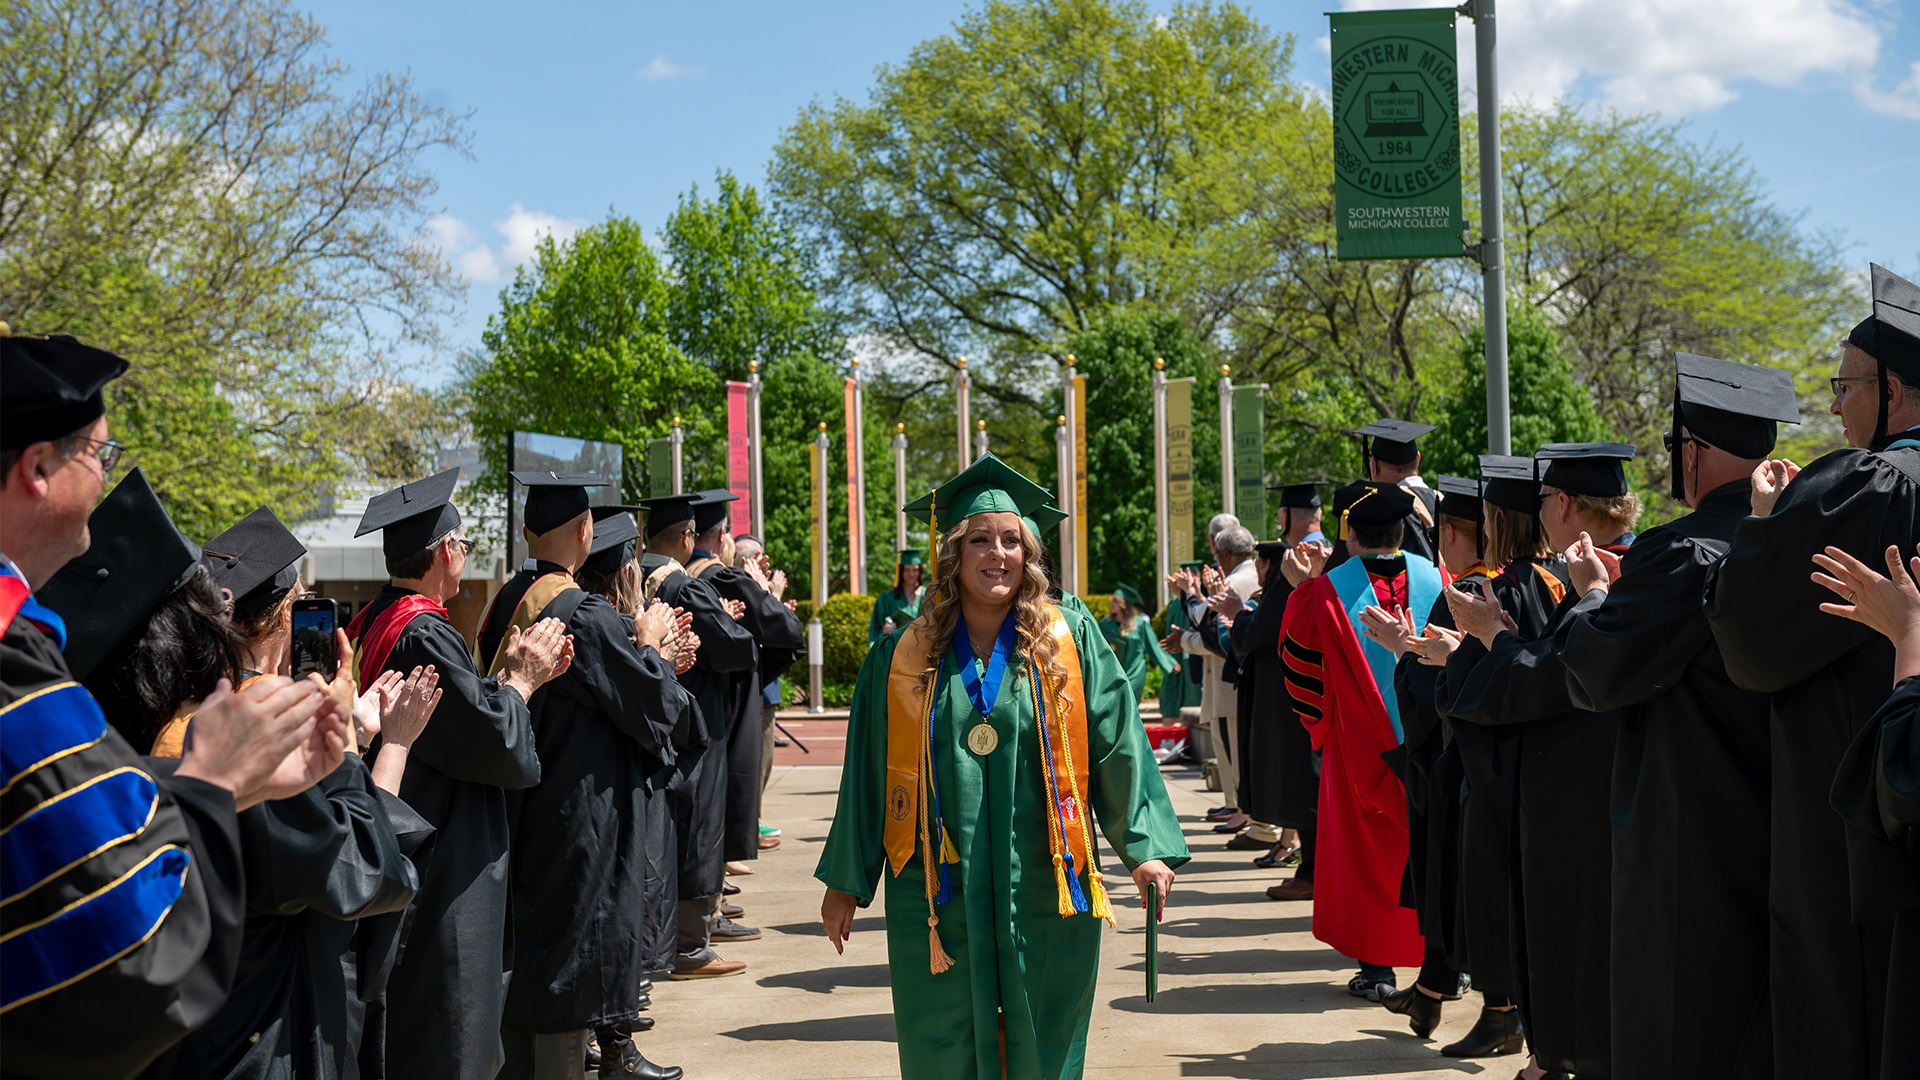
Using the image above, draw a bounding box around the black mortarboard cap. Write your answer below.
[1334,480,1415,528]
[1848,263,1920,384]
[202,506,307,618]
[512,470,609,535]
[691,488,740,535]
[1435,475,1484,522]
[356,467,464,560]
[1,331,130,450]
[1253,539,1289,561]
[636,494,699,539]
[1536,442,1636,498]
[1353,418,1436,466]
[1478,454,1541,512]
[1674,353,1799,460]
[37,468,200,681]
[1267,482,1322,509]
[581,505,641,575]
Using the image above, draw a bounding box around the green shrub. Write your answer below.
[1081,593,1113,623]
[1143,665,1165,700]
[818,592,877,684]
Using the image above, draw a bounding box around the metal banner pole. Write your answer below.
[893,423,908,553]
[1467,0,1511,455]
[846,362,866,594]
[810,422,829,713]
[669,416,685,495]
[1055,415,1072,584]
[1153,358,1169,611]
[1217,368,1234,524]
[1060,358,1078,593]
[748,360,766,538]
[955,357,971,469]
[974,420,989,459]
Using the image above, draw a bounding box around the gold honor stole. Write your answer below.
[882,606,1112,973]
[483,572,581,676]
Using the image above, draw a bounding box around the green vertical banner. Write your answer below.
[647,438,673,497]
[1231,387,1265,534]
[1330,8,1463,260]
[1165,378,1193,567]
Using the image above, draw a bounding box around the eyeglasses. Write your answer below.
[1661,431,1710,453]
[449,536,477,554]
[1831,376,1877,396]
[70,435,125,475]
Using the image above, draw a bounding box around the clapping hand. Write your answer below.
[353,668,406,748]
[1359,604,1415,657]
[1750,458,1801,517]
[1566,532,1623,596]
[1444,578,1518,648]
[1813,544,1920,643]
[1407,624,1464,666]
[723,597,748,621]
[377,666,442,749]
[1281,543,1326,586]
[1207,590,1246,622]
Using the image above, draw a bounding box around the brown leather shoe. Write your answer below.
[758,835,781,851]
[1265,877,1314,901]
[1224,832,1269,851]
[670,956,747,980]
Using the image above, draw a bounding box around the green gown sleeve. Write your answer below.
[1072,609,1191,872]
[867,593,892,646]
[815,630,902,904]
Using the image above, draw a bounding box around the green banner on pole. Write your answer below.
[647,438,673,497]
[1330,8,1463,260]
[1232,387,1265,533]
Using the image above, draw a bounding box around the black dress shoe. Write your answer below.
[626,1016,655,1033]
[586,1040,602,1072]
[722,882,741,896]
[635,977,653,996]
[1252,843,1301,870]
[1378,985,1444,1039]
[1443,972,1470,1001]
[1441,1005,1525,1057]
[1224,832,1269,850]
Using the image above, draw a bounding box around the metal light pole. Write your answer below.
[1055,414,1073,588]
[1217,367,1234,520]
[1463,0,1510,455]
[669,416,685,495]
[809,422,829,714]
[893,422,908,553]
[1152,358,1169,610]
[954,357,971,470]
[974,419,989,460]
[747,360,765,537]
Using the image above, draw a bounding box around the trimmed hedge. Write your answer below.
[818,592,877,684]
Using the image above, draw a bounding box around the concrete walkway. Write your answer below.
[636,763,1513,1079]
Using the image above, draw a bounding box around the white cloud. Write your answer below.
[637,53,700,81]
[424,203,586,284]
[1855,58,1920,119]
[1336,0,1897,117]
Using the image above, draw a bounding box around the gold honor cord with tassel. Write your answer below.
[918,673,956,974]
[1047,669,1113,925]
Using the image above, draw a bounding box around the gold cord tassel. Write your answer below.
[1087,869,1114,922]
[1053,854,1077,918]
[927,916,956,973]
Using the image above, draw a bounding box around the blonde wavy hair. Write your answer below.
[915,514,1069,710]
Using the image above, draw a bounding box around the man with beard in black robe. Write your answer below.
[1705,264,1920,1078]
[686,491,803,882]
[1557,354,1799,1079]
[348,469,573,1080]
[1,332,338,1078]
[635,494,759,980]
[1440,444,1640,1080]
[483,477,689,1080]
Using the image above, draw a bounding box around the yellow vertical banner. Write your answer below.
[1166,378,1193,566]
[1072,374,1089,595]
[844,377,864,594]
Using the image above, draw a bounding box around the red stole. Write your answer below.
[346,594,449,684]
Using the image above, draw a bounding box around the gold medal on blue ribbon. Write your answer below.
[967,722,998,755]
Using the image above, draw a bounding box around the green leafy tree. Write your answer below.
[1,0,469,538]
[1423,308,1607,481]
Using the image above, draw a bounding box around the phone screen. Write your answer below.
[290,601,337,679]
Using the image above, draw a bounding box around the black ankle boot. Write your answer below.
[595,1030,683,1080]
[1379,985,1444,1038]
[1441,1005,1525,1057]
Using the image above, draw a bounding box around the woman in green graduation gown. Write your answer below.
[1099,584,1177,703]
[817,454,1189,1080]
[869,548,928,644]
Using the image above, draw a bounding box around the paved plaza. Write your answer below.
[641,744,1512,1079]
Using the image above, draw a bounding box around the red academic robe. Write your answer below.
[1280,572,1426,967]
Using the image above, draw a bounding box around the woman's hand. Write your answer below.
[1407,624,1464,667]
[821,888,860,955]
[353,668,405,748]
[1359,604,1414,657]
[1131,859,1175,921]
[1813,545,1920,642]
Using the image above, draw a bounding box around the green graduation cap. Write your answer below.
[1023,505,1067,536]
[1113,583,1146,608]
[897,548,926,566]
[903,451,1059,529]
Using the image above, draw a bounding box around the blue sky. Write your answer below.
[304,0,1920,383]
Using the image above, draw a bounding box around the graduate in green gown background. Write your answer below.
[869,548,927,644]
[1156,560,1206,717]
[817,453,1189,1080]
[1099,584,1177,703]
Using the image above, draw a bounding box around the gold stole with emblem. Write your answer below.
[482,572,581,676]
[880,604,1112,973]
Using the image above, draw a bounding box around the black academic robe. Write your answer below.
[1705,442,1920,1079]
[0,610,247,1080]
[1233,563,1312,829]
[154,755,420,1080]
[1437,554,1615,1076]
[352,584,541,1080]
[499,564,689,1034]
[695,559,800,863]
[638,554,757,901]
[1559,481,1772,1079]
[1390,576,1470,964]
[1832,675,1920,1080]
[1400,483,1439,566]
[1432,558,1560,1003]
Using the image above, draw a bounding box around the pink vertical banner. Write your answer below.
[726,381,751,535]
